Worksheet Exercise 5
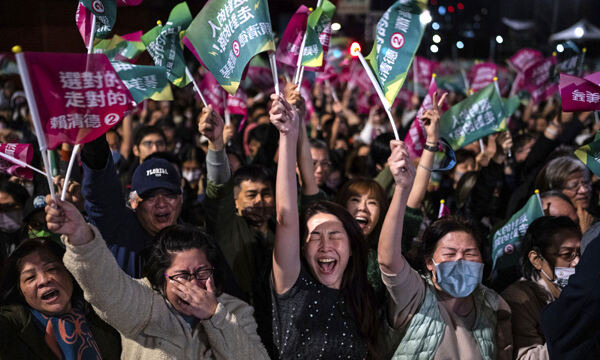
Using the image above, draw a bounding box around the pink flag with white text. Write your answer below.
[413,56,440,87]
[524,56,558,104]
[0,144,34,180]
[560,73,600,112]
[469,63,498,92]
[275,6,309,68]
[508,49,543,73]
[21,52,134,149]
[200,71,226,116]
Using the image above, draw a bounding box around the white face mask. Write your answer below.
[554,267,575,289]
[182,169,201,183]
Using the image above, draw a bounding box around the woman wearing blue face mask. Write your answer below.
[502,216,580,359]
[378,150,513,359]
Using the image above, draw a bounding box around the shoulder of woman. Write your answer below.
[0,303,29,325]
[501,279,540,305]
[216,293,254,315]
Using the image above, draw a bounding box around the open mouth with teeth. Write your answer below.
[317,258,337,274]
[40,289,59,301]
[154,212,171,222]
[355,216,369,230]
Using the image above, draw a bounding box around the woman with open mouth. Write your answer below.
[44,198,269,360]
[269,94,380,359]
[0,238,121,359]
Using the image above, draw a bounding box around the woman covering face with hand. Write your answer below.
[269,94,379,359]
[377,140,513,359]
[44,197,269,360]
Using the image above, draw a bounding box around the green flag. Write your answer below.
[94,33,145,63]
[142,2,192,87]
[437,73,467,94]
[183,0,276,94]
[502,95,520,120]
[575,131,600,178]
[77,0,117,40]
[492,194,544,271]
[365,0,427,105]
[439,82,507,149]
[301,0,336,68]
[111,62,173,103]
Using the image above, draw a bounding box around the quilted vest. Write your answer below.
[391,280,499,360]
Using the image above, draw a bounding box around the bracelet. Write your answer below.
[418,164,432,172]
[423,142,438,152]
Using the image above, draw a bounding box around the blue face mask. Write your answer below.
[433,259,484,298]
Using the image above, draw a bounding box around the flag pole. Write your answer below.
[438,199,446,219]
[355,50,400,140]
[223,92,231,126]
[0,151,49,177]
[325,79,338,102]
[294,0,322,86]
[185,67,208,107]
[61,14,98,201]
[13,46,57,201]
[534,189,544,213]
[268,52,280,95]
[578,48,587,76]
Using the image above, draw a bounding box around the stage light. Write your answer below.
[331,22,341,31]
[438,6,446,15]
[457,3,464,10]
[430,44,439,53]
[420,10,432,24]
[575,26,585,38]
[496,35,503,44]
[556,44,565,53]
[448,5,455,13]
[432,22,440,30]
[433,34,441,43]
[456,41,464,49]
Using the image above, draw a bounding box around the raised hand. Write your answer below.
[170,276,218,320]
[388,140,416,191]
[54,175,84,212]
[269,94,299,136]
[45,197,93,246]
[198,105,225,149]
[284,83,306,121]
[422,91,448,145]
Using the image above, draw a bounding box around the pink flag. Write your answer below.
[393,88,415,108]
[21,52,134,150]
[315,63,337,83]
[404,77,447,159]
[559,73,600,112]
[200,71,226,116]
[117,0,142,6]
[299,80,316,123]
[227,89,248,119]
[508,49,543,73]
[584,72,600,85]
[0,144,34,180]
[438,200,450,218]
[469,63,498,92]
[413,56,440,87]
[524,56,558,104]
[275,6,310,68]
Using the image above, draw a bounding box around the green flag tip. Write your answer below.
[493,77,498,82]
[552,52,557,56]
[179,30,185,37]
[432,73,437,78]
[440,199,445,204]
[583,48,587,53]
[156,20,162,25]
[11,45,22,54]
[308,7,313,11]
[534,189,540,195]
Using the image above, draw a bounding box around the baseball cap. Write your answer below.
[131,158,181,198]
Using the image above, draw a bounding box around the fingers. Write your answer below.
[436,92,448,111]
[206,276,216,295]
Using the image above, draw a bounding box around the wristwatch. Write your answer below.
[423,142,438,152]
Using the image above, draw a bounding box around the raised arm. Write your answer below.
[407,92,447,208]
[270,94,301,294]
[285,83,319,196]
[378,140,416,275]
[199,105,230,185]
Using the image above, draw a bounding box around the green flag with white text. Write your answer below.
[111,61,173,103]
[492,194,544,271]
[94,32,145,63]
[183,0,276,94]
[440,82,507,149]
[142,2,192,87]
[365,0,427,105]
[575,131,600,178]
[301,0,336,68]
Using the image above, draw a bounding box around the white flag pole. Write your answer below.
[535,189,544,213]
[185,67,208,107]
[223,91,231,126]
[438,199,446,219]
[268,52,280,95]
[294,0,322,86]
[352,46,399,140]
[61,14,98,201]
[325,79,338,102]
[13,47,57,200]
[0,151,49,177]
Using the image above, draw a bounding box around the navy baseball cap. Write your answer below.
[132,158,181,198]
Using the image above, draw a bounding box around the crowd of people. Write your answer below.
[0,52,600,360]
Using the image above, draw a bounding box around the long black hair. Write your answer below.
[143,224,223,296]
[300,201,380,358]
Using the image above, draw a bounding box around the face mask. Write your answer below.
[28,228,53,239]
[433,259,483,298]
[0,210,23,233]
[182,169,201,183]
[554,267,575,289]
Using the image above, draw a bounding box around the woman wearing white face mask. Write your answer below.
[0,178,29,261]
[378,148,513,359]
[502,216,580,359]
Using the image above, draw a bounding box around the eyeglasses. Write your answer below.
[313,160,331,169]
[548,249,581,262]
[563,179,591,192]
[140,140,166,149]
[166,267,214,282]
